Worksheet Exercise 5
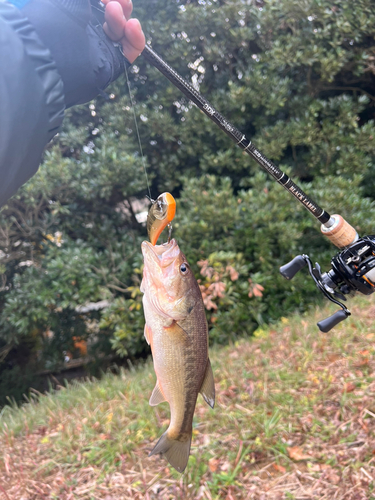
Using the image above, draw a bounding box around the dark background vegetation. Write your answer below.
[0,0,374,406]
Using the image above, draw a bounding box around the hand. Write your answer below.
[102,0,145,63]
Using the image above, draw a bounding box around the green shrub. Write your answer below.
[1,0,374,404]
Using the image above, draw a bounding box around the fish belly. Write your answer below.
[152,320,208,438]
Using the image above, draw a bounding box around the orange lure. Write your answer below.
[146,192,176,246]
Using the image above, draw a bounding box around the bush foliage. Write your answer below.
[0,0,374,405]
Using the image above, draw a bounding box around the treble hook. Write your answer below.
[167,223,173,243]
[146,192,176,245]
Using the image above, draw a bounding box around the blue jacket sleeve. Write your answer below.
[0,2,65,207]
[0,0,128,208]
[22,0,127,108]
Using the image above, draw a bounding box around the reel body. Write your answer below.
[280,236,375,332]
[328,237,375,295]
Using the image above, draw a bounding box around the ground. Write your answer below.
[1,295,375,499]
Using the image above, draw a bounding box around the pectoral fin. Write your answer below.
[144,324,152,345]
[164,321,191,344]
[200,358,215,408]
[149,380,167,406]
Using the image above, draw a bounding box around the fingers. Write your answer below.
[103,1,126,41]
[120,18,146,63]
[102,0,133,21]
[103,1,145,63]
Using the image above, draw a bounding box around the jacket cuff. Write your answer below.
[89,0,131,91]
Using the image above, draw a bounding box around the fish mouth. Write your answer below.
[141,238,180,268]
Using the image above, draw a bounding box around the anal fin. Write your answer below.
[200,358,215,408]
[149,380,167,406]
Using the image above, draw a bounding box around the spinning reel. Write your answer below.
[280,234,375,332]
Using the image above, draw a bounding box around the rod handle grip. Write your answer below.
[279,255,307,280]
[321,214,357,248]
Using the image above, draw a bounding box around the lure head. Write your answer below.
[147,192,176,245]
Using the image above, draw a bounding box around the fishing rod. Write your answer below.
[91,4,375,332]
[89,1,374,331]
[139,45,375,333]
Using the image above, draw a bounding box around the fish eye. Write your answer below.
[180,263,189,275]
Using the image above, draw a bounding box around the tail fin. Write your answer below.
[149,430,191,473]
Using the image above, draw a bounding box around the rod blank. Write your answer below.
[141,44,331,225]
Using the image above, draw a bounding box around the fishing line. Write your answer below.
[90,1,152,200]
[123,59,152,201]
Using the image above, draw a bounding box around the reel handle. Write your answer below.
[317,309,350,333]
[279,255,307,280]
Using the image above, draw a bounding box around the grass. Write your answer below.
[1,295,375,499]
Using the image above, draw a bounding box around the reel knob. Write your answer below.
[279,255,307,280]
[317,309,350,333]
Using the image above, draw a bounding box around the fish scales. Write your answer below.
[141,239,215,472]
[148,301,207,435]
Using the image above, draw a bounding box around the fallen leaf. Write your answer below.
[273,463,286,473]
[343,382,356,393]
[208,458,219,473]
[287,446,310,461]
[308,463,321,472]
[319,464,331,470]
[326,469,341,484]
[359,350,370,356]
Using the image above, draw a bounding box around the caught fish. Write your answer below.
[141,238,215,473]
[147,192,176,246]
